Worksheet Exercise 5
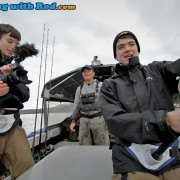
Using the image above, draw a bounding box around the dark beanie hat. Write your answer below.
[113,31,140,59]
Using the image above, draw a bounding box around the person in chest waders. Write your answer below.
[70,65,110,145]
[0,24,34,179]
[99,31,180,180]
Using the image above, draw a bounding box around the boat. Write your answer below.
[16,56,115,180]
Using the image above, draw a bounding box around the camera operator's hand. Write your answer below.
[0,81,9,96]
[166,110,180,133]
[0,64,12,75]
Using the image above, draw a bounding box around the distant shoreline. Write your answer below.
[20,103,73,114]
[20,109,42,114]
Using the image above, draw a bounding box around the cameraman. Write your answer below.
[0,24,34,179]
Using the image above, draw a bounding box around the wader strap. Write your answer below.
[80,112,102,119]
[121,172,127,180]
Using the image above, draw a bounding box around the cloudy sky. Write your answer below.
[1,0,180,109]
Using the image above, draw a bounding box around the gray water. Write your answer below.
[21,112,72,136]
[21,114,44,136]
[21,102,73,136]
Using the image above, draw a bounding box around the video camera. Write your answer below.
[0,43,39,86]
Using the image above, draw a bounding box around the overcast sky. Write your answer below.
[1,0,180,109]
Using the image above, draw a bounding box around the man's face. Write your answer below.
[115,36,139,66]
[0,32,19,58]
[82,69,95,81]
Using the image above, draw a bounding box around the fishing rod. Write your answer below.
[42,36,56,153]
[151,136,178,160]
[129,77,180,171]
[45,36,55,142]
[50,36,55,85]
[39,28,49,146]
[151,77,180,160]
[32,24,45,154]
[37,33,57,157]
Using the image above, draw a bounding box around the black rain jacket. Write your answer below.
[99,56,180,174]
[0,52,30,135]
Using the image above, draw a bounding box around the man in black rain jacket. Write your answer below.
[99,31,180,180]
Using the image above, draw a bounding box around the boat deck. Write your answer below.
[54,140,79,148]
[17,144,113,180]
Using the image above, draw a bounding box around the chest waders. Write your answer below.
[79,81,101,145]
[79,81,101,114]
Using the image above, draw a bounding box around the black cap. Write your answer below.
[113,31,140,59]
[81,65,94,72]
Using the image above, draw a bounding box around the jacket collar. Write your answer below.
[114,56,142,76]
